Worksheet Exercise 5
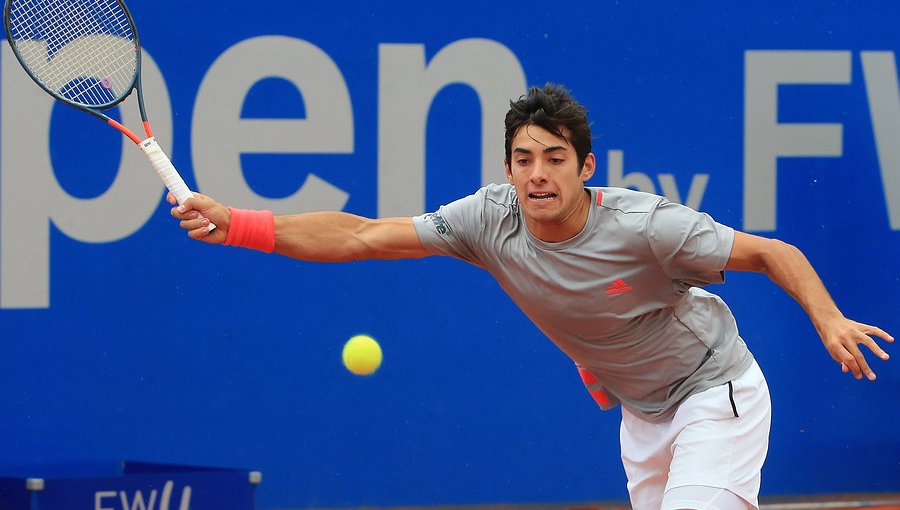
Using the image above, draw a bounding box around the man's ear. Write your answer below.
[505,160,513,183]
[580,153,596,182]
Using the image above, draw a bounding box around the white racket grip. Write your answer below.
[140,138,217,231]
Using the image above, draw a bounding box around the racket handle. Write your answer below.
[140,137,217,232]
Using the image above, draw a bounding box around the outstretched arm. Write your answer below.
[725,231,893,380]
[168,193,430,262]
[273,212,429,262]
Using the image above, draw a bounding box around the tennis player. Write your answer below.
[169,84,892,510]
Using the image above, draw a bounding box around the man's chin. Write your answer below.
[522,206,560,224]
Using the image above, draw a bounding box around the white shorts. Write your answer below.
[619,360,772,510]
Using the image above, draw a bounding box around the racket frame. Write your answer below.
[2,0,151,144]
[2,0,213,229]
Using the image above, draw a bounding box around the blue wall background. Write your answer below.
[1,1,898,508]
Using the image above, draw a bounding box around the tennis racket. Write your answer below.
[3,0,214,230]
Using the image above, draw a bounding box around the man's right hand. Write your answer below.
[167,192,230,245]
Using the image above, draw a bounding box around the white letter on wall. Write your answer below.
[378,39,526,216]
[861,51,900,230]
[192,36,352,213]
[743,50,851,231]
[1,43,171,309]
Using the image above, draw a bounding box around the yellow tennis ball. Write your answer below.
[342,334,382,376]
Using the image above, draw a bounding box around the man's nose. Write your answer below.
[530,161,548,182]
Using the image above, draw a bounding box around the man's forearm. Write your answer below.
[759,240,843,333]
[273,211,372,262]
[272,212,428,262]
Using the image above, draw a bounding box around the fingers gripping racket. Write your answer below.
[3,0,214,230]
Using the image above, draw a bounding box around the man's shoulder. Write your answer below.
[433,183,518,229]
[593,187,664,214]
[479,182,517,208]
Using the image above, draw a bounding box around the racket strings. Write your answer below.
[6,0,138,107]
[37,0,134,103]
[9,0,134,104]
[38,1,124,103]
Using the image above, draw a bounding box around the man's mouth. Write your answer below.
[528,192,558,201]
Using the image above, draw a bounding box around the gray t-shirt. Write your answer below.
[412,183,753,423]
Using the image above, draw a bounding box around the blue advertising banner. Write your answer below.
[0,1,897,508]
[0,461,258,509]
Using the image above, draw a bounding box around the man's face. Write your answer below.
[505,124,595,240]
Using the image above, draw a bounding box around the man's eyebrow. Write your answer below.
[513,145,568,154]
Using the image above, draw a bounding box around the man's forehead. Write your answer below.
[512,123,572,150]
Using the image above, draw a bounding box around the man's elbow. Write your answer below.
[728,232,796,273]
[757,238,801,275]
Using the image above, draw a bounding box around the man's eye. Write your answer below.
[549,158,564,164]
[516,159,530,165]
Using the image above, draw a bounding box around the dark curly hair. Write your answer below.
[504,83,593,171]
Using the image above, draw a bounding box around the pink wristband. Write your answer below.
[224,207,275,253]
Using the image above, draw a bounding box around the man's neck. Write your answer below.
[526,188,592,243]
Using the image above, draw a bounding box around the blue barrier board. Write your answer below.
[0,461,260,510]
